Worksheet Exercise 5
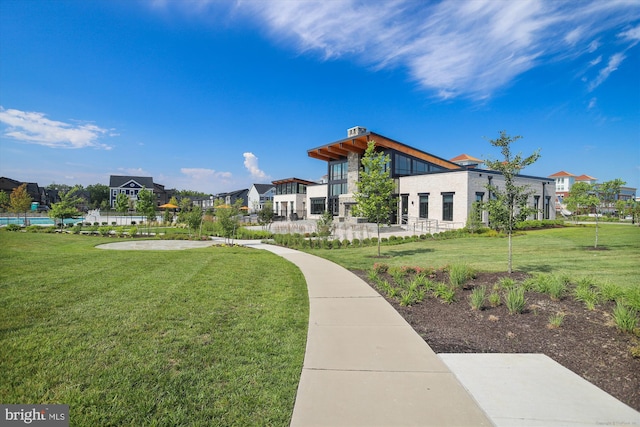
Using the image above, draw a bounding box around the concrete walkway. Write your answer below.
[97,239,640,426]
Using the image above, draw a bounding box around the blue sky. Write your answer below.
[1,0,639,194]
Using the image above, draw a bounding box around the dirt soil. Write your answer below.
[355,270,640,411]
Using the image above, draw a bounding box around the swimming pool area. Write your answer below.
[0,217,84,226]
[1,214,149,227]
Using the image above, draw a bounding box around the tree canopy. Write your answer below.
[49,186,83,229]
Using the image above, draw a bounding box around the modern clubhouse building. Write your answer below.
[295,126,555,230]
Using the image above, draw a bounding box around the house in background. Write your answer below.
[109,175,171,208]
[214,188,249,208]
[272,178,317,220]
[305,126,555,229]
[548,171,636,214]
[248,184,275,213]
[0,176,60,207]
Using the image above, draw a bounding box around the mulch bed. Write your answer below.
[354,270,640,411]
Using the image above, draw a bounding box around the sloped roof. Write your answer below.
[450,153,483,163]
[307,130,461,170]
[272,177,317,186]
[548,171,575,178]
[252,183,275,194]
[575,174,597,181]
[109,175,154,188]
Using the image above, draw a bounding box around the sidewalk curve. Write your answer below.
[241,241,492,427]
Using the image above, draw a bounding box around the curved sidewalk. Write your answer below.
[243,241,492,427]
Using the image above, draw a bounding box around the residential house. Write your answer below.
[0,176,60,208]
[109,175,154,208]
[305,127,555,229]
[548,171,636,214]
[248,184,275,213]
[272,178,317,220]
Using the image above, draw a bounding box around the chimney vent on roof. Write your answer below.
[347,126,367,138]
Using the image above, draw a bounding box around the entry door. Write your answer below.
[401,194,409,224]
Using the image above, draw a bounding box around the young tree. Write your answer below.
[48,186,83,229]
[136,187,157,235]
[566,179,626,248]
[597,178,626,216]
[483,131,540,274]
[215,199,243,243]
[10,183,32,225]
[352,141,396,257]
[114,192,129,225]
[257,200,275,230]
[183,205,203,238]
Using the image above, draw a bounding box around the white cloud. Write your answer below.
[589,55,602,66]
[619,24,640,43]
[588,52,626,91]
[0,107,113,149]
[155,0,640,100]
[243,152,269,180]
[587,97,597,109]
[180,167,232,181]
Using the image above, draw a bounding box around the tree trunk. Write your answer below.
[377,222,381,257]
[594,211,599,248]
[508,230,513,274]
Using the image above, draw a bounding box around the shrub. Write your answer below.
[434,283,456,304]
[469,286,486,311]
[131,221,136,225]
[597,281,625,303]
[25,225,40,233]
[505,287,526,314]
[352,238,360,246]
[373,263,389,274]
[612,302,638,333]
[98,226,112,236]
[332,239,342,249]
[400,290,414,307]
[71,224,83,234]
[115,226,125,238]
[547,276,567,301]
[341,239,350,248]
[449,263,474,288]
[497,277,517,290]
[547,312,565,329]
[574,285,600,310]
[488,291,501,307]
[128,226,138,237]
[111,221,117,226]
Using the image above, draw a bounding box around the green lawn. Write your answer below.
[308,224,640,288]
[0,232,308,426]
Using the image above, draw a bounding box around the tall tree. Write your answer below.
[86,183,110,209]
[48,186,83,229]
[10,183,32,225]
[136,187,157,235]
[352,141,396,257]
[483,131,540,274]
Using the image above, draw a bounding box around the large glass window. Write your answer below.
[394,153,411,175]
[310,198,326,214]
[330,161,347,180]
[442,193,454,221]
[419,194,429,218]
[544,196,551,219]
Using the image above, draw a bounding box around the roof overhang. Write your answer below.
[307,131,461,170]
